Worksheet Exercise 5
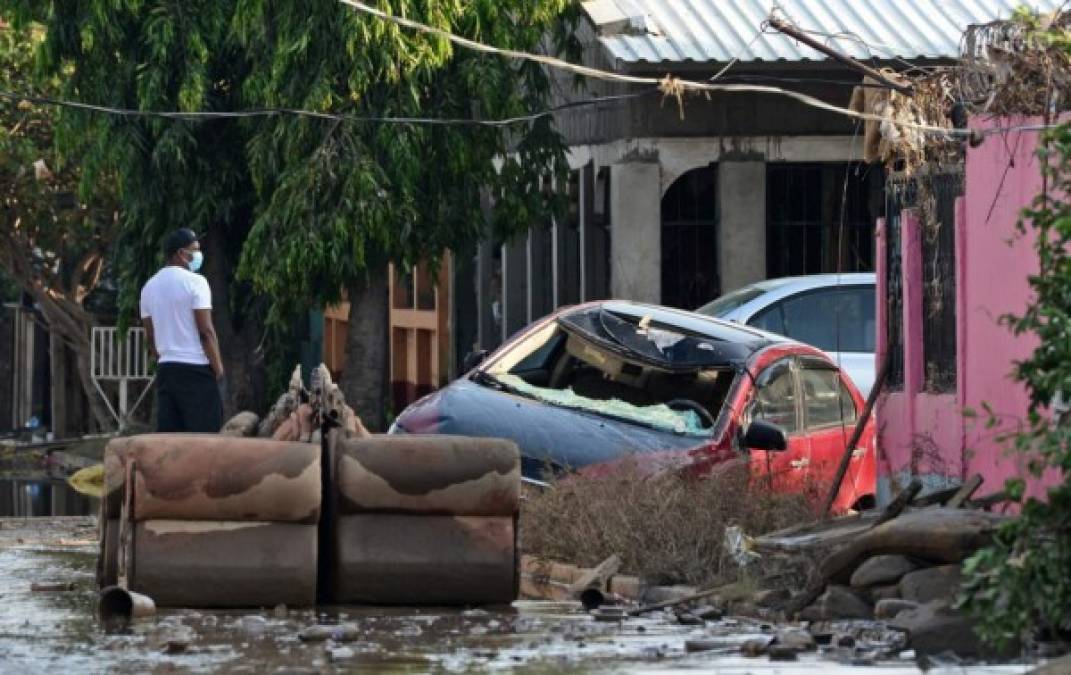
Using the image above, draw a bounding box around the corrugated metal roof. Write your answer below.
[584,0,1062,65]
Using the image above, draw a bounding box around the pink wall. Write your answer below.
[876,116,1059,503]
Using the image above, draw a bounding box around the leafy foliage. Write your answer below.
[2,1,575,411]
[0,22,120,429]
[959,112,1071,645]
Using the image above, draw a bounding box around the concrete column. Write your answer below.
[717,161,767,292]
[610,162,661,303]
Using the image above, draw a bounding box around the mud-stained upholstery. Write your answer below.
[100,434,320,607]
[329,432,521,605]
[333,434,520,516]
[129,521,317,607]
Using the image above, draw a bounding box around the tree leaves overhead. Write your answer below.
[5,0,576,326]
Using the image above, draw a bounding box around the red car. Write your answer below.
[391,301,876,513]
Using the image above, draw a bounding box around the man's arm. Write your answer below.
[142,317,159,361]
[194,309,225,379]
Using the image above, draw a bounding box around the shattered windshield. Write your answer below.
[482,319,735,436]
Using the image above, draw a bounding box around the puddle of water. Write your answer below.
[0,530,1047,675]
[0,477,96,517]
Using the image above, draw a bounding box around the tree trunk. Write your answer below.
[340,267,390,431]
[203,232,268,419]
[50,332,67,438]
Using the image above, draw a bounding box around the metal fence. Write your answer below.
[91,326,154,429]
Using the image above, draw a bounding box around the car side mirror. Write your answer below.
[463,349,489,372]
[742,419,788,452]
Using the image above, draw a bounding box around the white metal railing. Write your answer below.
[91,326,154,429]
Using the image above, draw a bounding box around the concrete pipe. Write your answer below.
[332,433,520,516]
[98,585,155,630]
[331,514,516,605]
[129,520,317,607]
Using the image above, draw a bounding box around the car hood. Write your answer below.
[391,378,712,479]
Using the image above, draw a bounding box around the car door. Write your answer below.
[799,357,866,511]
[746,357,809,494]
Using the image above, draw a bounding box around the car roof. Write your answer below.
[744,272,875,292]
[557,300,793,369]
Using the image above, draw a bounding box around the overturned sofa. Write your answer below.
[97,431,521,608]
[327,432,520,605]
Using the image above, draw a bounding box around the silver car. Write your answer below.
[695,273,876,397]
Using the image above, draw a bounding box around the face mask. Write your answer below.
[187,250,204,273]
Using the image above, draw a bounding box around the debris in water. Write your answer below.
[31,582,75,592]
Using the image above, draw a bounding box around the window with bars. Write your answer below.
[766,163,883,279]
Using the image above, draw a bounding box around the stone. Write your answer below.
[898,564,962,604]
[754,588,791,607]
[875,598,920,620]
[740,636,774,657]
[775,628,816,652]
[889,601,1017,659]
[329,647,356,662]
[869,584,901,601]
[851,555,919,588]
[1030,653,1071,675]
[800,585,874,621]
[674,611,704,626]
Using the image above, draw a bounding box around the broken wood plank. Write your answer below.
[568,554,621,610]
[910,485,962,507]
[820,354,890,519]
[874,478,922,527]
[967,491,1010,511]
[627,586,721,617]
[945,474,984,509]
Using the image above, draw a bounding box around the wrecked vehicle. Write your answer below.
[391,301,875,512]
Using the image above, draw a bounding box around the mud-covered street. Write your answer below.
[0,516,1042,674]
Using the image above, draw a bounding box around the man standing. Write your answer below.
[140,228,225,432]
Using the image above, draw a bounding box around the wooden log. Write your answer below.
[627,586,721,617]
[820,354,890,519]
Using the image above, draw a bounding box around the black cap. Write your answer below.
[162,228,199,257]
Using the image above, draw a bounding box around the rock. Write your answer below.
[875,598,920,620]
[868,584,901,601]
[851,555,919,588]
[164,637,190,654]
[298,624,360,642]
[889,600,1017,659]
[800,585,874,621]
[775,628,816,651]
[740,636,774,657]
[898,564,962,604]
[835,633,856,648]
[754,588,791,607]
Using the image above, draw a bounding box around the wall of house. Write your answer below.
[876,117,1061,504]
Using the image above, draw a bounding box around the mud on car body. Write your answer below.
[391,301,876,512]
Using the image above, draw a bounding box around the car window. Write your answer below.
[801,367,858,428]
[753,359,799,433]
[749,305,785,334]
[778,286,875,353]
[695,286,765,316]
[510,331,565,373]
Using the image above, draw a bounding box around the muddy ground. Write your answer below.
[0,516,1049,674]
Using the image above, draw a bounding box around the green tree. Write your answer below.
[0,22,118,431]
[5,0,573,426]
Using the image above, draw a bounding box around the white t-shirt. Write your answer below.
[140,266,213,365]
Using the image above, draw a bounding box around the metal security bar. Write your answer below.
[91,326,154,429]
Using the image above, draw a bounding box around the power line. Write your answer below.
[338,0,1058,140]
[0,89,656,127]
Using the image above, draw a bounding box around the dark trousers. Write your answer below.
[156,362,223,433]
